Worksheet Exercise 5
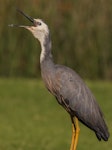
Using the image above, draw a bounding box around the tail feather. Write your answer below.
[96,130,109,141]
[95,121,109,141]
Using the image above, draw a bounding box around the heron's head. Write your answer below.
[9,9,49,44]
[26,18,49,44]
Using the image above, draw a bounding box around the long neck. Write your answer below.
[39,34,55,90]
[40,34,54,65]
[40,34,55,83]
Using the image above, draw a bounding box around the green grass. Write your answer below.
[0,78,111,150]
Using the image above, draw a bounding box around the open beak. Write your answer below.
[8,9,35,28]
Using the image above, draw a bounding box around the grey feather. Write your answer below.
[41,63,109,141]
[15,13,109,141]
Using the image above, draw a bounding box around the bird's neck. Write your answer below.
[39,35,55,89]
[40,34,54,66]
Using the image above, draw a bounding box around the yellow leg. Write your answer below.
[70,117,80,150]
[70,123,75,150]
[73,117,80,150]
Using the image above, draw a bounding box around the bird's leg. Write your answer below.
[73,117,80,150]
[70,116,80,150]
[70,122,75,150]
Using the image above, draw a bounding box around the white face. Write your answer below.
[25,19,49,43]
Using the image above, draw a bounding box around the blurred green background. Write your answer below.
[0,1,112,150]
[0,0,112,79]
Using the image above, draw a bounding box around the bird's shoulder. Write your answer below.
[52,64,87,101]
[54,64,84,87]
[53,64,99,109]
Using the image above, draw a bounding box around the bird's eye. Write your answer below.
[37,22,42,26]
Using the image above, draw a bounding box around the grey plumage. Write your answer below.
[41,54,109,141]
[9,10,109,143]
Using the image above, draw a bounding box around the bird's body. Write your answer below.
[40,46,109,141]
[9,10,109,150]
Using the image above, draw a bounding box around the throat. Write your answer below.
[40,43,54,73]
[40,35,53,63]
[40,45,52,63]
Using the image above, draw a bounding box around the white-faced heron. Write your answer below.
[9,9,109,150]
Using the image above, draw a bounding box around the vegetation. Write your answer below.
[0,0,112,79]
[0,78,111,150]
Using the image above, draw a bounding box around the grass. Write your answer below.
[0,78,111,150]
